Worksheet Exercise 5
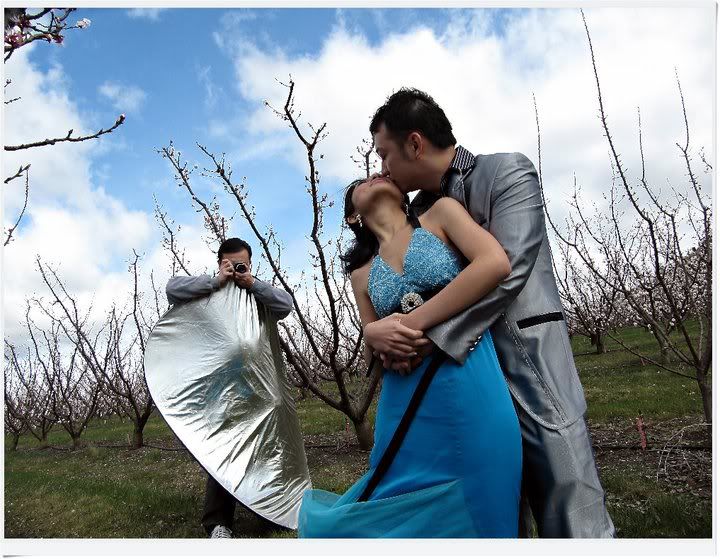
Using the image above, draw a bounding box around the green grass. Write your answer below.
[294,397,350,435]
[5,445,205,538]
[601,469,712,538]
[13,414,176,450]
[5,325,711,538]
[294,388,378,436]
[572,323,705,422]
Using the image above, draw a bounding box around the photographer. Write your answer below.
[166,238,292,315]
[165,237,294,538]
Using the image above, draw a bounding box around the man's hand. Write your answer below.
[363,314,430,359]
[378,338,436,374]
[233,270,255,290]
[219,259,254,289]
[218,259,235,287]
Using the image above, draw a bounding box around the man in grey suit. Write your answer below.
[363,88,615,538]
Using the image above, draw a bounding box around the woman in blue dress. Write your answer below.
[298,174,522,538]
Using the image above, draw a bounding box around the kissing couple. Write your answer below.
[298,88,616,538]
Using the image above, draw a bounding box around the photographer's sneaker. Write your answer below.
[210,525,232,539]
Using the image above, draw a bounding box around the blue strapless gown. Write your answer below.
[298,227,522,538]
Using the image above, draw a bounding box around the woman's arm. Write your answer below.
[401,197,511,332]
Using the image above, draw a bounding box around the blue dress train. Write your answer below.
[298,225,522,538]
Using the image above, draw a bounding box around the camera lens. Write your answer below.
[233,263,247,274]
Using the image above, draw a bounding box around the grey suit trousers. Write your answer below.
[515,403,616,538]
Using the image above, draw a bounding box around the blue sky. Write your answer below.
[25,8,509,216]
[3,6,714,344]
[15,8,525,218]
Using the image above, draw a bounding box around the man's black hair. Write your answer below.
[370,87,456,149]
[217,237,252,262]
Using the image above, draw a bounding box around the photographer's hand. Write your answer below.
[234,271,255,290]
[218,259,235,287]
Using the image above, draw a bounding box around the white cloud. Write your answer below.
[1,46,161,345]
[126,8,167,21]
[99,81,147,113]
[198,65,220,109]
[4,48,95,210]
[219,7,713,226]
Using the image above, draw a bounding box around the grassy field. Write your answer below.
[5,325,711,538]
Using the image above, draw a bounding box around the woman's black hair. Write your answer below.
[339,178,410,275]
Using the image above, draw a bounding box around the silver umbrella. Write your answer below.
[144,282,311,529]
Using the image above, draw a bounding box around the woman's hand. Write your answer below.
[371,312,435,375]
[363,315,429,359]
[397,311,424,333]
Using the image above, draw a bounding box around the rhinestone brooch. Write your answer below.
[400,292,424,314]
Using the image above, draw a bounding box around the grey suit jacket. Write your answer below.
[166,275,293,319]
[410,152,587,430]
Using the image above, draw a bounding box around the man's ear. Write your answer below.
[407,132,423,159]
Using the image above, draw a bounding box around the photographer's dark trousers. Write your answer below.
[201,475,237,535]
[201,474,289,536]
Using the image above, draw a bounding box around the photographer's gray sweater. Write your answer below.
[165,274,293,320]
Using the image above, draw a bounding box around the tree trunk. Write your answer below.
[660,345,669,365]
[71,434,82,450]
[588,333,596,350]
[595,335,605,355]
[697,374,712,441]
[38,433,49,449]
[10,433,20,451]
[132,426,144,449]
[351,416,374,451]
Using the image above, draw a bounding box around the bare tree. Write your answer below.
[37,320,102,449]
[3,9,125,246]
[5,339,56,448]
[554,241,624,354]
[350,137,377,178]
[104,306,154,448]
[3,163,30,247]
[157,79,382,449]
[537,11,712,433]
[4,115,126,153]
[4,350,28,451]
[33,256,156,448]
[154,197,192,277]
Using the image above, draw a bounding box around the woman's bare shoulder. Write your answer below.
[350,261,372,291]
[418,197,468,243]
[427,196,466,216]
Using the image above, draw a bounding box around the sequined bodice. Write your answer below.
[368,227,463,319]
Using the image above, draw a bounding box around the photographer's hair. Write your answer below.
[370,87,456,149]
[340,179,410,275]
[217,237,252,262]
